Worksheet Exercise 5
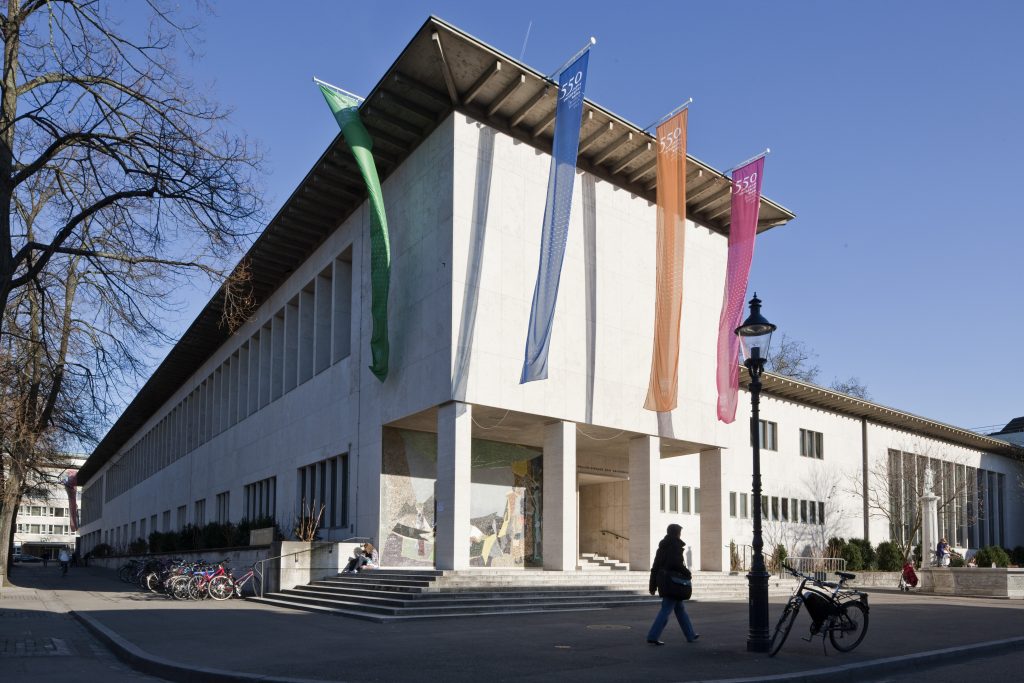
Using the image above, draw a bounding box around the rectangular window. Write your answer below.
[782,498,789,522]
[800,500,808,523]
[245,476,277,521]
[771,496,779,521]
[175,505,184,530]
[163,510,171,531]
[694,488,700,514]
[740,493,748,519]
[216,491,230,523]
[681,486,691,514]
[150,514,157,533]
[809,501,817,525]
[818,501,826,526]
[659,484,666,512]
[139,518,147,539]
[130,521,137,540]
[761,495,768,520]
[296,454,349,528]
[752,420,778,450]
[194,499,206,526]
[799,429,824,459]
[669,485,679,513]
[729,492,737,518]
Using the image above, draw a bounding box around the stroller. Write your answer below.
[898,561,918,591]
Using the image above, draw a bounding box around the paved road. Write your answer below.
[1,566,162,683]
[3,562,1022,682]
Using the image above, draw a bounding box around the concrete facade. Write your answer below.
[76,112,1024,574]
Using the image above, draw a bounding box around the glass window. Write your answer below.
[818,501,825,526]
[729,492,737,518]
[800,500,808,523]
[669,486,678,513]
[771,496,779,521]
[694,488,700,514]
[781,498,789,522]
[740,493,748,519]
[681,486,691,514]
[659,484,666,512]
[799,429,824,459]
[809,501,817,524]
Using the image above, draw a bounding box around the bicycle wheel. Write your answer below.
[769,599,801,657]
[829,602,869,652]
[170,576,191,601]
[207,576,234,601]
[143,572,160,593]
[118,564,132,582]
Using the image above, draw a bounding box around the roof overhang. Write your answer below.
[741,368,1024,459]
[78,17,796,484]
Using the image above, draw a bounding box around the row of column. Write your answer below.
[432,401,725,571]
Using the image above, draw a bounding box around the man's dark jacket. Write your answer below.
[649,535,689,598]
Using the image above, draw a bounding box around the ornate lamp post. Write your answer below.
[735,293,777,653]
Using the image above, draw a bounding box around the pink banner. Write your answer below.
[64,471,78,532]
[715,157,765,423]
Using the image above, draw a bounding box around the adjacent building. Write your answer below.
[14,456,84,560]
[75,18,1023,572]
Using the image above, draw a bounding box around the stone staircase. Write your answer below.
[249,568,793,622]
[578,552,630,571]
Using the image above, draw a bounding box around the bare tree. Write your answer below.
[0,1,262,580]
[851,445,978,564]
[801,464,852,560]
[767,333,820,383]
[830,376,871,400]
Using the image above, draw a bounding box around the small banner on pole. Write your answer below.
[317,83,392,381]
[64,471,78,532]
[644,110,688,412]
[520,48,591,383]
[715,157,766,422]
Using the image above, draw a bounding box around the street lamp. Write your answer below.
[735,293,776,653]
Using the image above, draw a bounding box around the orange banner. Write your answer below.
[644,110,687,412]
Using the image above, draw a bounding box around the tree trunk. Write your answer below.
[0,478,24,587]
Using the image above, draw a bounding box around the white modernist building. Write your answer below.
[14,455,84,560]
[76,19,1023,572]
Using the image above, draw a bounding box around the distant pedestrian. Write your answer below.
[646,523,699,645]
[42,555,49,568]
[71,551,80,567]
[58,548,71,576]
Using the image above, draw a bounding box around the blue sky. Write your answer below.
[132,1,1022,433]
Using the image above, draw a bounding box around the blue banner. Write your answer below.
[520,50,590,383]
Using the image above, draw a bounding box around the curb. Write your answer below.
[693,635,1024,683]
[71,610,348,683]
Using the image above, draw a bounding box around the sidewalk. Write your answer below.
[3,562,1023,683]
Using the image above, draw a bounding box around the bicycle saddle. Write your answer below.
[836,571,856,580]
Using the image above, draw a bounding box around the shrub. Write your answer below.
[848,538,876,570]
[91,543,114,558]
[841,542,864,571]
[876,541,904,571]
[826,537,846,559]
[771,544,788,572]
[1011,546,1024,567]
[200,522,235,549]
[974,545,1010,568]
[949,556,965,568]
[128,537,148,554]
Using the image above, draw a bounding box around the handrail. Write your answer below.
[255,536,369,598]
[599,529,628,541]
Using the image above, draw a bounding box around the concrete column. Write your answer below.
[543,421,577,571]
[699,448,727,571]
[628,435,660,571]
[920,493,938,565]
[354,436,382,550]
[436,402,472,570]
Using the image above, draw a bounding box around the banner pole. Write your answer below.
[642,98,694,132]
[723,148,771,176]
[549,37,597,79]
[313,76,365,103]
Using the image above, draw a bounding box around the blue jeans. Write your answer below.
[647,597,697,642]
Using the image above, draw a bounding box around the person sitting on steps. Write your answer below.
[342,543,379,573]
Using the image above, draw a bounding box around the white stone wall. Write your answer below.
[80,117,457,548]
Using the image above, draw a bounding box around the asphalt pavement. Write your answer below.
[2,562,1022,682]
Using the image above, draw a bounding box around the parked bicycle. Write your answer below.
[769,563,870,656]
[207,563,262,601]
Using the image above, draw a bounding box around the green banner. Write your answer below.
[318,84,390,381]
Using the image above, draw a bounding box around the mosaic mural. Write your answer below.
[380,427,543,568]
